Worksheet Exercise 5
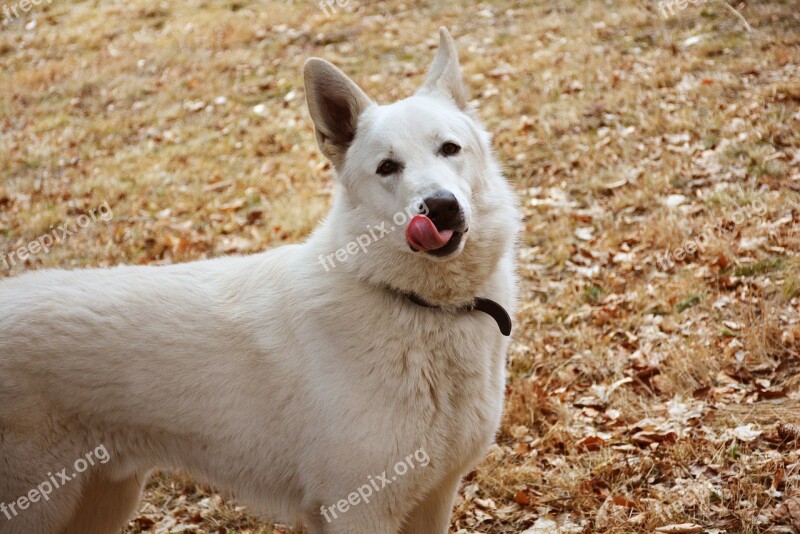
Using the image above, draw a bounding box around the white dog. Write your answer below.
[0,27,519,534]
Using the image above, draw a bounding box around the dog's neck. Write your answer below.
[389,286,512,336]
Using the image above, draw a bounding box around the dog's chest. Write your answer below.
[387,319,506,462]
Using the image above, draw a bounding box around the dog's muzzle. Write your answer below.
[406,190,467,256]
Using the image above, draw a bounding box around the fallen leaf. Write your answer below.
[514,489,532,506]
[612,495,638,509]
[655,524,704,533]
[578,436,606,451]
[728,423,762,442]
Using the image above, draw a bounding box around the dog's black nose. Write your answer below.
[421,190,464,231]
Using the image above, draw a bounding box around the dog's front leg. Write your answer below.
[399,472,462,534]
[59,471,147,534]
[304,504,402,534]
[313,524,399,534]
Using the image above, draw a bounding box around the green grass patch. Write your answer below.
[734,257,783,277]
[583,285,603,304]
[676,294,701,313]
[720,327,739,338]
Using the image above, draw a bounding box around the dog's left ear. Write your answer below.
[304,58,374,169]
[417,27,468,110]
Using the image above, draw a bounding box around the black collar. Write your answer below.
[401,291,512,337]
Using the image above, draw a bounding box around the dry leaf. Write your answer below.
[577,436,606,451]
[655,524,704,533]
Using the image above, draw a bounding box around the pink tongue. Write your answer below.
[406,214,454,252]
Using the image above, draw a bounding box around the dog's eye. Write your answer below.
[440,142,461,156]
[376,159,400,176]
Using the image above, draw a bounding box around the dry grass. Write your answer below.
[2,0,800,532]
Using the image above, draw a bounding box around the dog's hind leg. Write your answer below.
[59,472,146,534]
[399,472,461,534]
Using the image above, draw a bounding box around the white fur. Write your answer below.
[0,28,519,534]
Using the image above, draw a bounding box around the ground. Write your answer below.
[2,0,800,532]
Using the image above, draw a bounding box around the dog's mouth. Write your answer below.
[406,214,467,258]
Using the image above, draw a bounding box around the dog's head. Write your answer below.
[304,28,519,305]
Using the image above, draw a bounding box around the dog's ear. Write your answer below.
[417,27,468,110]
[304,58,373,168]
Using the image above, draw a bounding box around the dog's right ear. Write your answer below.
[417,27,468,110]
[304,58,374,169]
